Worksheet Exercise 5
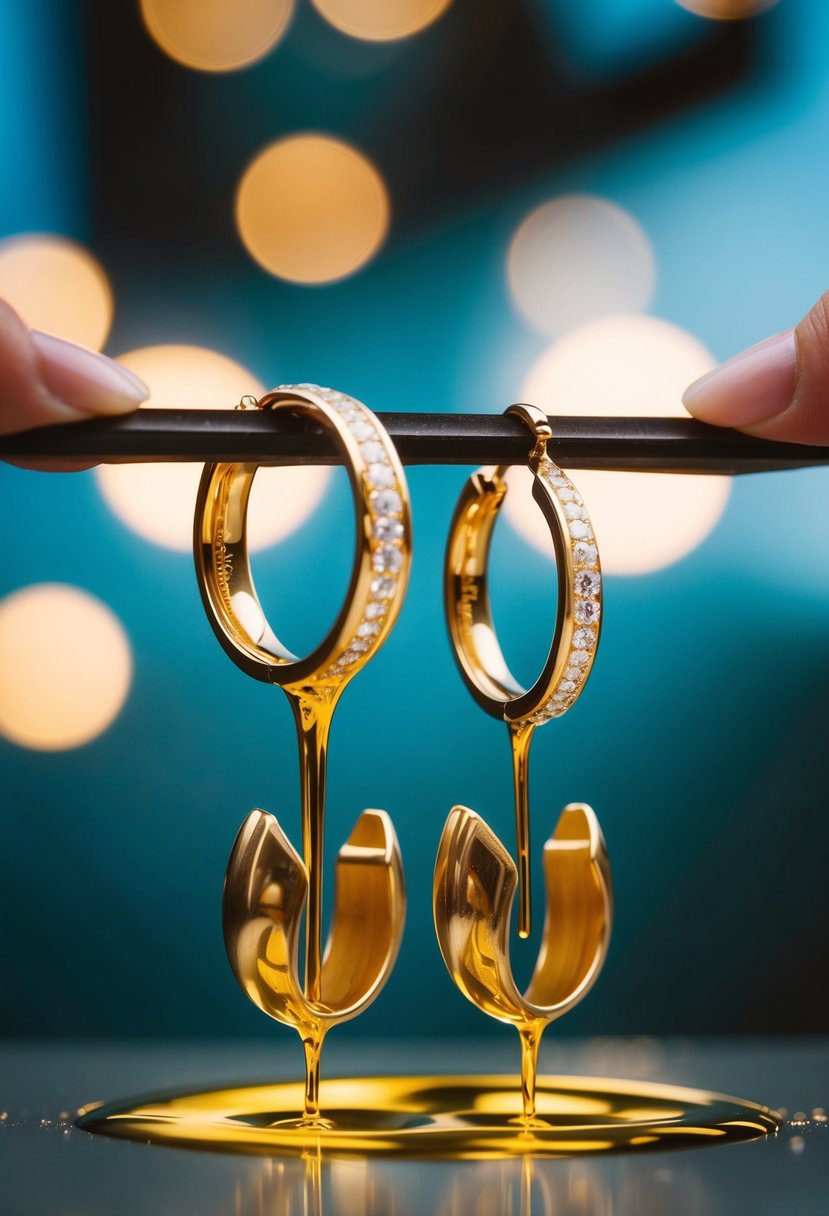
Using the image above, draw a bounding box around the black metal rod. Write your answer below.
[2,408,828,474]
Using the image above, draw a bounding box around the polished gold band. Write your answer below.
[444,403,602,726]
[194,384,412,688]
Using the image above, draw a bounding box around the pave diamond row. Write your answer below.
[281,386,406,679]
[528,459,601,724]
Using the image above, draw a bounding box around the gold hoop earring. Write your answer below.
[436,404,612,1121]
[194,384,410,1124]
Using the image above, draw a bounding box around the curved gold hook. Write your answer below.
[225,807,406,1123]
[433,803,611,1122]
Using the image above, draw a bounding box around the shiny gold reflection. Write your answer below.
[223,809,405,1121]
[230,1157,414,1216]
[312,0,452,41]
[235,135,390,284]
[0,234,112,350]
[78,1073,779,1157]
[675,0,779,18]
[437,1158,612,1216]
[140,0,294,72]
[434,805,612,1122]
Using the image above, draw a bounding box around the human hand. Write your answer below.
[0,298,147,467]
[683,293,829,445]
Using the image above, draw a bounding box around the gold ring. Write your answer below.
[194,384,412,686]
[445,403,602,726]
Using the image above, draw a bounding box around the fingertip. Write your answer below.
[682,331,797,428]
[30,330,148,415]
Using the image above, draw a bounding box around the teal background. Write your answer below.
[2,0,828,1039]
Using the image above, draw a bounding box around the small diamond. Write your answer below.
[373,516,404,542]
[575,570,601,597]
[368,463,395,489]
[558,680,577,695]
[568,649,589,668]
[556,486,576,503]
[573,627,596,650]
[373,544,403,573]
[572,541,598,566]
[347,638,371,654]
[357,620,381,638]
[536,459,552,477]
[370,576,396,599]
[564,502,587,521]
[361,440,388,464]
[564,665,582,682]
[371,488,403,515]
[569,519,592,540]
[350,419,375,442]
[365,601,387,619]
[550,472,568,486]
[575,599,600,625]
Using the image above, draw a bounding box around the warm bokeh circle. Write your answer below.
[236,135,390,284]
[140,0,294,71]
[95,345,331,552]
[507,315,731,576]
[0,234,113,351]
[507,196,656,338]
[0,584,132,751]
[311,0,452,41]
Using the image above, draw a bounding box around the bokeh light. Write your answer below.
[96,345,330,551]
[140,0,294,72]
[675,0,779,18]
[236,135,390,284]
[0,584,132,751]
[507,196,656,338]
[311,0,452,41]
[0,234,112,350]
[507,315,730,575]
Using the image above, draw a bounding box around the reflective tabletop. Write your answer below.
[1,1037,826,1215]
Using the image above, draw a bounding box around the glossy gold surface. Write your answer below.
[223,807,405,1120]
[193,387,411,1119]
[435,804,612,1121]
[444,405,602,939]
[77,1073,779,1158]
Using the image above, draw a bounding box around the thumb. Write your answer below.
[682,292,829,445]
[0,298,147,436]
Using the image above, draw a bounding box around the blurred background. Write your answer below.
[1,0,827,1043]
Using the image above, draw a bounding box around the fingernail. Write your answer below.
[682,330,796,427]
[31,331,149,415]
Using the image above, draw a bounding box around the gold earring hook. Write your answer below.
[505,402,552,464]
